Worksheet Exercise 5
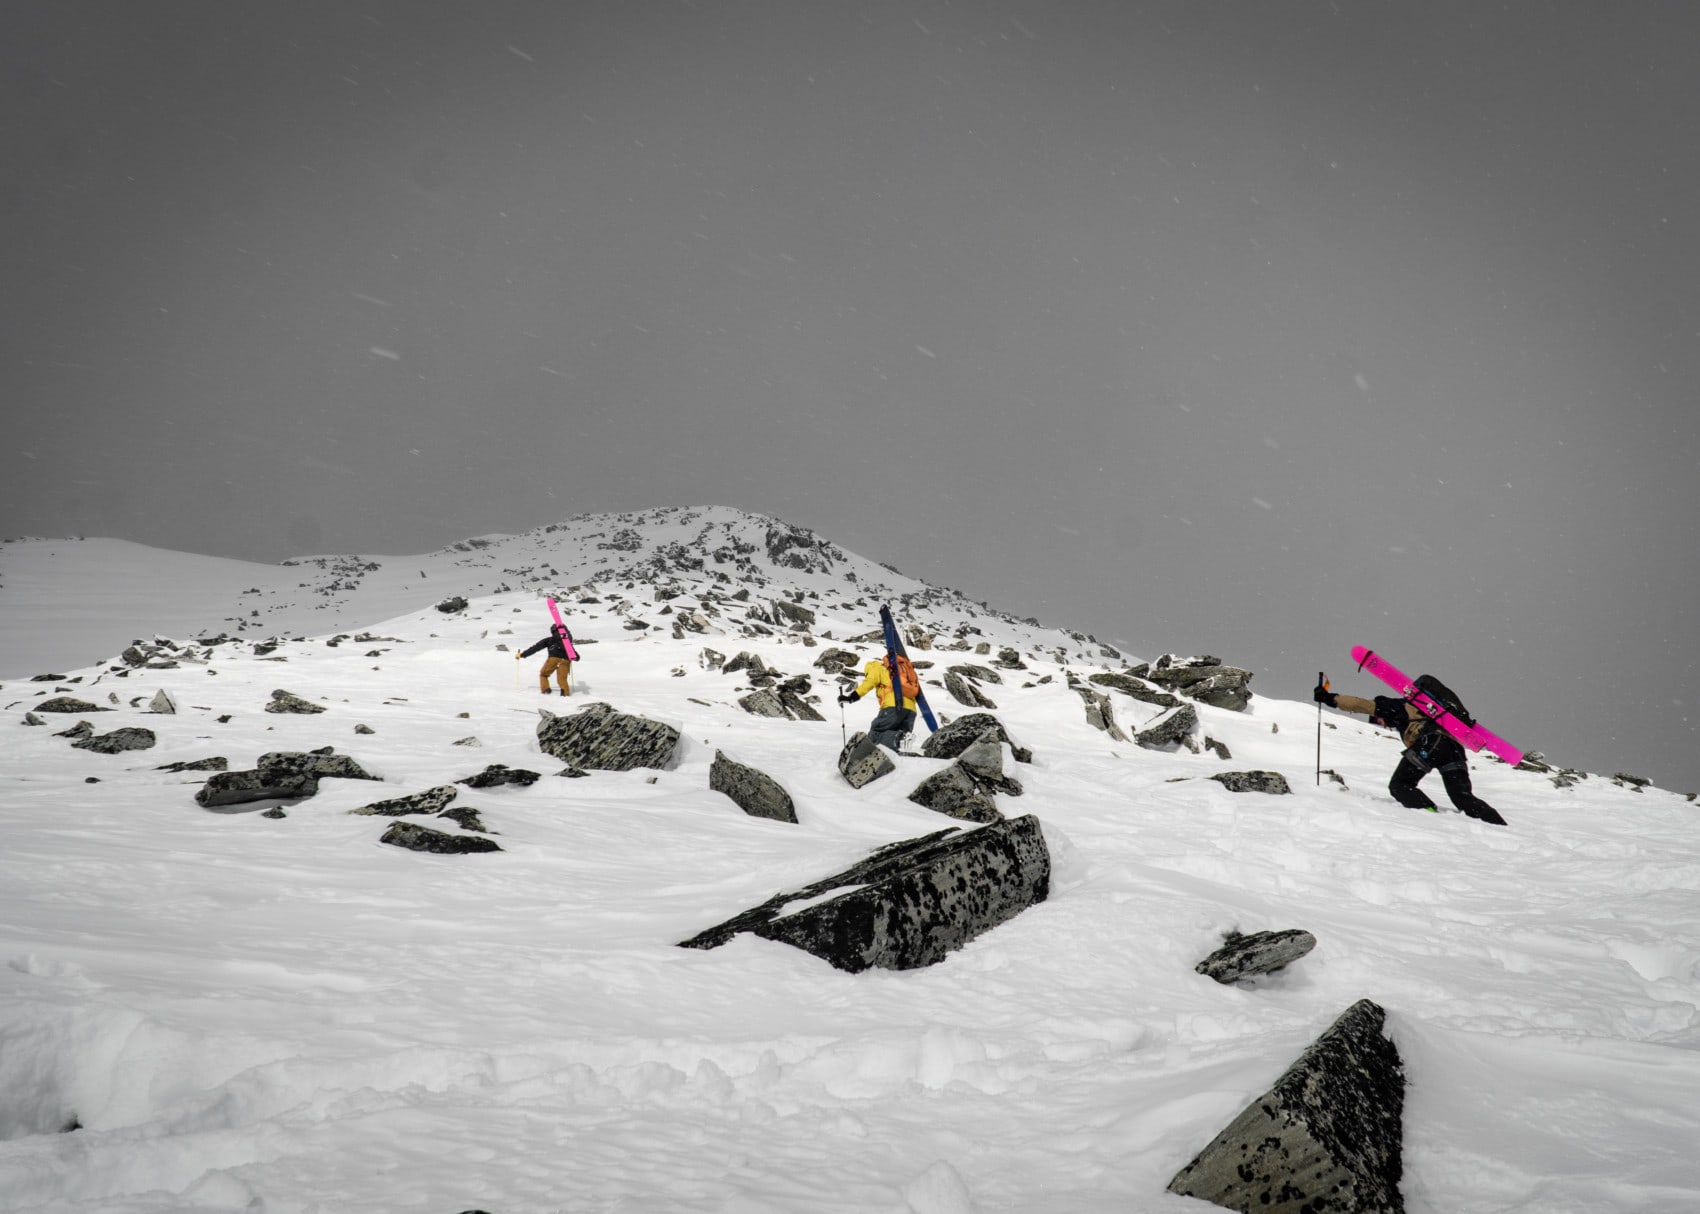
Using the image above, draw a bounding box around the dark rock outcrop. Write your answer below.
[1195,929,1318,984]
[33,697,109,714]
[921,713,1032,764]
[457,764,541,789]
[944,668,997,709]
[435,596,470,614]
[709,751,798,823]
[351,785,460,817]
[536,702,680,772]
[264,689,325,715]
[1135,703,1199,751]
[379,821,502,854]
[157,757,229,773]
[1138,654,1254,712]
[680,815,1051,973]
[1088,671,1182,709]
[1210,770,1293,795]
[907,763,1001,823]
[196,749,378,808]
[1167,998,1405,1213]
[1075,686,1131,742]
[71,726,157,754]
[737,689,789,718]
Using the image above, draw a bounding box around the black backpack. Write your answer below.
[1413,674,1475,727]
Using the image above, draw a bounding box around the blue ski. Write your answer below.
[879,603,939,733]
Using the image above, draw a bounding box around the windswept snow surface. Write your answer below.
[2,507,1697,1213]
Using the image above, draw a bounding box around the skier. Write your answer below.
[518,624,575,696]
[1315,680,1506,825]
[839,656,917,752]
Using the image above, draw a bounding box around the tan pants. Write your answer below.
[539,657,572,692]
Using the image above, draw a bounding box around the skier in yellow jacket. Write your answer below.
[839,657,917,752]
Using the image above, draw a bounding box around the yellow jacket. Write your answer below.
[854,659,916,711]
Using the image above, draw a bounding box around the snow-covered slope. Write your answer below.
[2,507,1697,1213]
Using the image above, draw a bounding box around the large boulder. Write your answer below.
[709,751,797,823]
[1135,703,1199,752]
[196,749,378,808]
[70,726,157,755]
[1194,929,1318,984]
[1168,998,1405,1213]
[943,668,997,709]
[1137,654,1254,712]
[680,815,1051,972]
[536,702,680,772]
[906,763,1001,823]
[921,713,1032,764]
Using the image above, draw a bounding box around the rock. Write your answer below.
[536,702,680,772]
[71,727,157,754]
[709,751,798,823]
[351,785,460,816]
[437,807,490,833]
[948,663,1003,685]
[773,600,816,628]
[680,815,1051,972]
[1075,687,1131,742]
[354,723,375,735]
[957,734,1022,796]
[261,807,287,819]
[457,764,541,789]
[1195,929,1318,984]
[907,763,1001,823]
[197,750,378,808]
[147,690,177,714]
[737,689,790,718]
[156,757,229,773]
[1167,999,1405,1213]
[1087,671,1182,709]
[1135,703,1199,751]
[1204,736,1232,760]
[812,648,859,675]
[379,821,502,854]
[943,668,997,709]
[23,712,46,726]
[451,736,481,747]
[435,596,470,614]
[993,647,1027,670]
[1210,770,1292,795]
[33,697,108,714]
[54,720,94,740]
[776,681,825,722]
[1140,654,1255,712]
[264,689,325,715]
[922,713,1032,764]
[723,651,770,678]
[837,732,896,788]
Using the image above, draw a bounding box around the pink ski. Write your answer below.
[545,597,581,661]
[1350,645,1523,766]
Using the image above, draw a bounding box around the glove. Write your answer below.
[838,690,857,705]
[1313,684,1337,707]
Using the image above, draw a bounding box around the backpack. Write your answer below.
[1412,674,1474,727]
[889,654,921,700]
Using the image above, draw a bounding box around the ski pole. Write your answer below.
[1315,671,1327,785]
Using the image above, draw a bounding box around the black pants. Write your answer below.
[1388,734,1506,825]
[869,706,917,751]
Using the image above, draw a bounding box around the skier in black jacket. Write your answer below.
[518,625,575,696]
[1316,683,1506,825]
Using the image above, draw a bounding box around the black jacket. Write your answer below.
[520,631,573,661]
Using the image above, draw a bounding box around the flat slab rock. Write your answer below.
[680,815,1050,972]
[536,702,680,772]
[1195,929,1317,984]
[1168,998,1406,1214]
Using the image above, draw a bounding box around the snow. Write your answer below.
[2,506,1697,1212]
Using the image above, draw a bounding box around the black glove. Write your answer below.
[1313,684,1337,707]
[838,689,857,705]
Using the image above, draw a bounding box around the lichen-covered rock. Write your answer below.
[379,821,502,854]
[1135,703,1199,751]
[351,785,460,817]
[944,668,998,709]
[264,689,325,715]
[1087,671,1181,709]
[710,751,798,823]
[737,689,789,718]
[680,815,1051,972]
[1167,998,1405,1213]
[536,702,680,772]
[71,726,157,754]
[33,697,109,714]
[157,757,229,773]
[1139,654,1255,712]
[907,763,1001,823]
[1210,770,1293,795]
[838,732,895,789]
[197,749,377,808]
[457,764,541,789]
[1195,929,1318,984]
[921,713,1032,764]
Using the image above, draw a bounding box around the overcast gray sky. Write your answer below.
[5,1,1698,793]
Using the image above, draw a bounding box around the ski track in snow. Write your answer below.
[1,506,1698,1213]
